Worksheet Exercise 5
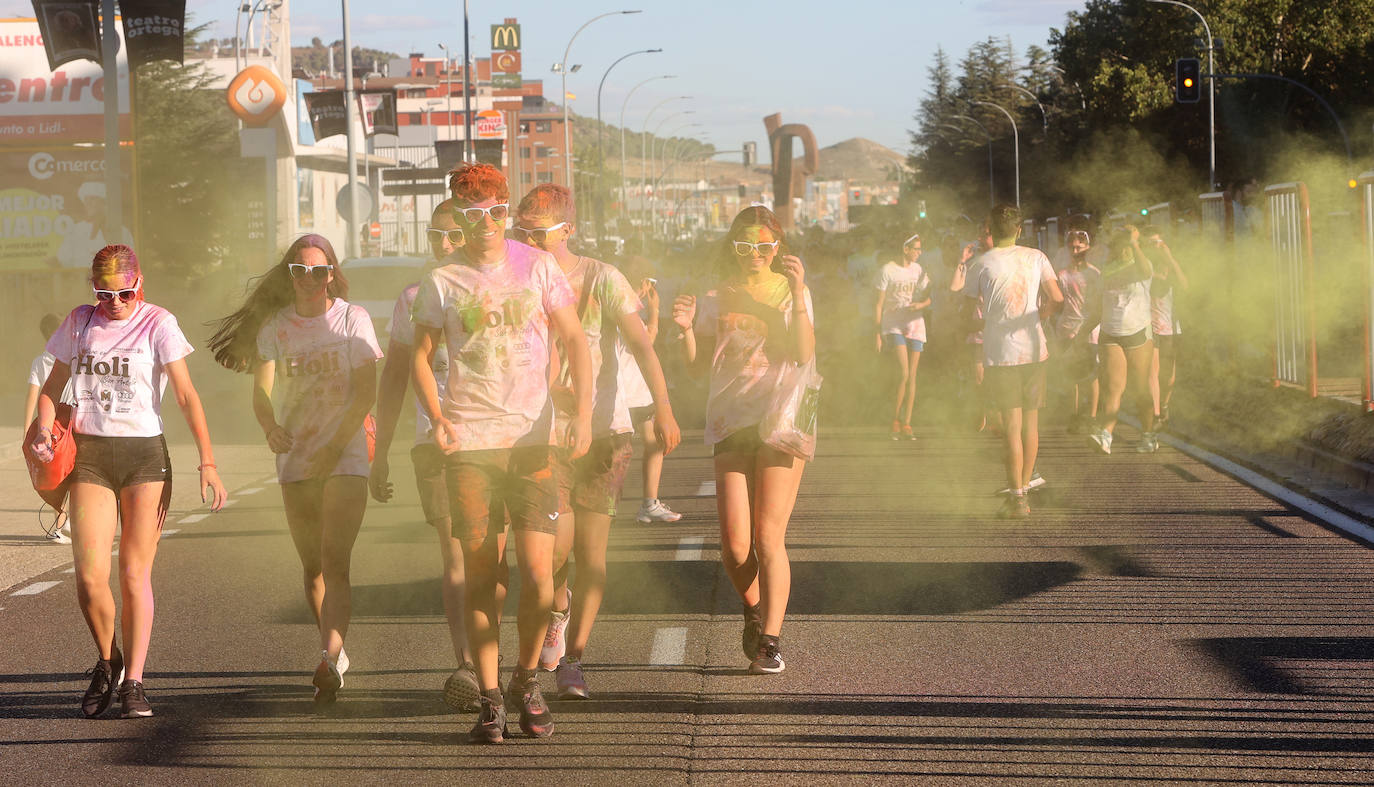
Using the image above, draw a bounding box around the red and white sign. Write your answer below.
[226,65,286,127]
[475,109,506,139]
[0,19,131,144]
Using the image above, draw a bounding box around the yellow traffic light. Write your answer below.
[1350,179,1359,189]
[1183,77,1194,88]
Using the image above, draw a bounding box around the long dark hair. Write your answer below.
[717,205,788,281]
[207,234,350,372]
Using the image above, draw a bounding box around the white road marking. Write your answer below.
[1162,433,1374,543]
[220,499,238,508]
[236,487,263,496]
[62,566,76,574]
[675,536,704,561]
[161,529,180,537]
[650,627,687,665]
[179,514,209,524]
[11,580,61,596]
[696,481,716,497]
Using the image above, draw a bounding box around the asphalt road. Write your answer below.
[4,425,1374,784]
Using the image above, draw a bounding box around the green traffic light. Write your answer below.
[1140,209,1149,216]
[919,211,927,219]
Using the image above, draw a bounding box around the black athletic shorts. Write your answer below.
[71,434,171,491]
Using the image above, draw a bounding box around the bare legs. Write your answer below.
[1100,339,1155,436]
[434,518,471,665]
[715,445,806,638]
[281,476,368,660]
[70,481,165,680]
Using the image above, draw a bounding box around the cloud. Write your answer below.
[974,0,1081,27]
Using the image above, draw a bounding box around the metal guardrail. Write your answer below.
[1265,182,1318,397]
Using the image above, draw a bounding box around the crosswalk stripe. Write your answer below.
[650,626,687,665]
[11,580,61,596]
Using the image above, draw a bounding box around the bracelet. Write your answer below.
[198,463,216,470]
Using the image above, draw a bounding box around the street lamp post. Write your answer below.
[654,123,700,234]
[971,100,1020,208]
[645,109,692,241]
[558,10,642,193]
[639,95,691,236]
[619,75,675,230]
[341,0,361,258]
[595,48,661,241]
[997,82,1048,132]
[1147,0,1215,189]
[438,43,453,142]
[951,115,996,207]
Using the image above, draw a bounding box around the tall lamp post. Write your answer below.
[645,109,692,240]
[341,0,360,257]
[971,100,1019,208]
[1146,0,1216,189]
[556,10,642,193]
[619,74,675,229]
[595,48,661,240]
[947,116,996,207]
[997,82,1048,132]
[438,44,454,141]
[653,122,701,235]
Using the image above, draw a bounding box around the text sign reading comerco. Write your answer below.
[0,18,131,143]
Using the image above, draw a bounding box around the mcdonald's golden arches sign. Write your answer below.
[491,23,520,51]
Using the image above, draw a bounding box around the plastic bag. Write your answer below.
[758,359,822,462]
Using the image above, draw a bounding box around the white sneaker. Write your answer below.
[1088,428,1113,455]
[336,648,350,676]
[1136,433,1159,453]
[540,594,570,671]
[995,471,1046,496]
[45,510,71,544]
[636,498,682,523]
[46,529,71,545]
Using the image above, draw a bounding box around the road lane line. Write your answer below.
[63,566,75,574]
[650,627,687,665]
[1162,433,1374,544]
[11,580,61,596]
[179,514,209,524]
[236,487,263,496]
[161,529,179,537]
[696,481,716,497]
[675,536,704,561]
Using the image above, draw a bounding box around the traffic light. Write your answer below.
[1175,58,1201,104]
[742,141,756,167]
[917,199,928,219]
[1140,208,1149,217]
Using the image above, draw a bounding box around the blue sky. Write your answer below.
[6,0,1084,158]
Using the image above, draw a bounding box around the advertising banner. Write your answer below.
[1,146,136,270]
[358,88,396,137]
[303,89,348,140]
[0,18,130,143]
[30,0,99,70]
[119,0,186,68]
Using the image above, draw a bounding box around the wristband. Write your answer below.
[198,463,216,470]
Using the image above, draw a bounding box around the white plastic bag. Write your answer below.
[758,359,822,462]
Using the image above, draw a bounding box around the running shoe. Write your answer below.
[1088,428,1113,455]
[995,471,1046,496]
[902,425,917,441]
[312,650,343,706]
[555,656,590,699]
[998,494,1030,520]
[509,669,554,738]
[540,596,570,671]
[742,602,762,660]
[46,528,71,545]
[117,679,153,718]
[890,421,901,441]
[636,498,683,523]
[1136,432,1159,453]
[336,647,350,677]
[444,662,482,712]
[469,690,508,744]
[80,645,123,718]
[749,635,785,674]
[1158,405,1170,430]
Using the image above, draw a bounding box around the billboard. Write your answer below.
[0,18,131,143]
[1,146,136,270]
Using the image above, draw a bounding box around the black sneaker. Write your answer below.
[749,635,786,674]
[80,648,121,718]
[741,602,762,660]
[311,654,343,706]
[117,679,153,718]
[468,689,507,744]
[443,662,482,712]
[510,669,554,738]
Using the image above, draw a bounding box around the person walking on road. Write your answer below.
[874,233,932,440]
[671,205,816,674]
[208,234,382,707]
[961,205,1063,519]
[32,244,227,719]
[1089,225,1156,454]
[1054,229,1102,434]
[409,163,593,743]
[1144,226,1188,429]
[514,184,681,700]
[368,199,483,712]
[619,268,683,525]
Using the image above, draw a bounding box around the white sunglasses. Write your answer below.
[516,222,569,243]
[733,240,779,257]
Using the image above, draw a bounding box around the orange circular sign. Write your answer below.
[226,66,288,127]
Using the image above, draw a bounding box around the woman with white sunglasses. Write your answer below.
[208,234,383,706]
[32,244,227,719]
[671,205,815,674]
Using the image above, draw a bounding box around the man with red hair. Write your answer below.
[411,163,593,742]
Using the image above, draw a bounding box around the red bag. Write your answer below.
[364,413,377,463]
[24,403,76,512]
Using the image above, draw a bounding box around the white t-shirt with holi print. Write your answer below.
[967,245,1057,367]
[390,281,451,446]
[47,302,193,437]
[1056,263,1102,342]
[874,261,932,342]
[411,240,575,452]
[553,257,642,438]
[257,298,384,483]
[695,276,814,447]
[1101,269,1152,337]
